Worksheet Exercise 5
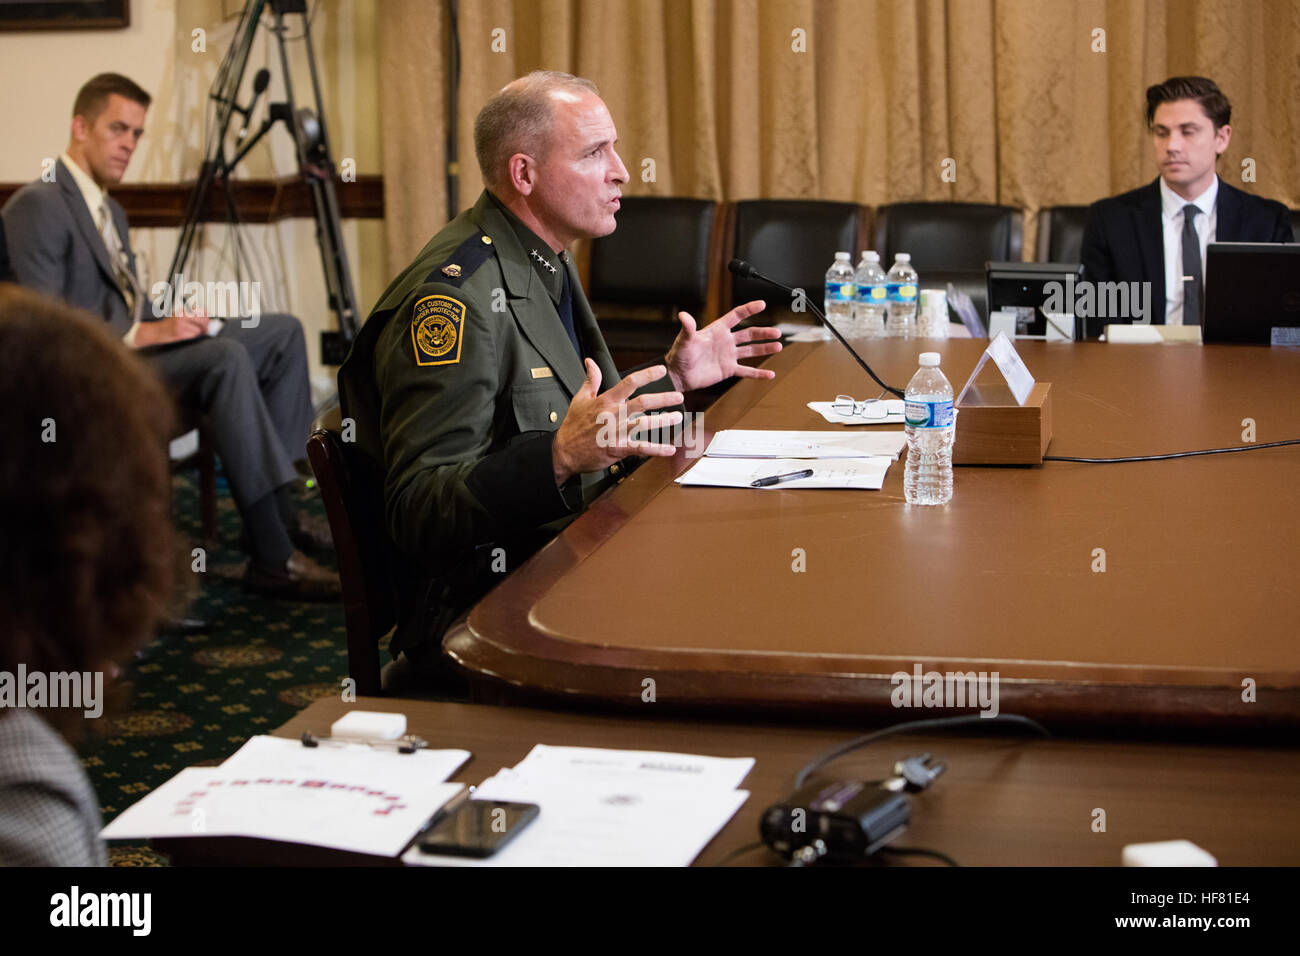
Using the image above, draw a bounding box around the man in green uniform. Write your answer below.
[339,71,782,687]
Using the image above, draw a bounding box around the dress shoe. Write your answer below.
[244,550,342,601]
[289,511,334,553]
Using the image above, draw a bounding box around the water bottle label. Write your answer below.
[905,399,954,428]
[870,285,888,300]
[826,282,855,302]
[887,282,918,304]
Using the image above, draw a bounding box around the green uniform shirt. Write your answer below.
[339,190,677,656]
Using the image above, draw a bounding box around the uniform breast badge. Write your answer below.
[411,294,466,366]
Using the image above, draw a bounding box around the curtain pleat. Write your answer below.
[380,0,1300,270]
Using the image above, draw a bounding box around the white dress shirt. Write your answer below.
[60,152,142,345]
[1160,175,1217,327]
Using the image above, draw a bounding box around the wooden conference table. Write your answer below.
[445,338,1300,734]
[152,696,1300,866]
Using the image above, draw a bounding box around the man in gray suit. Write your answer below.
[2,73,338,600]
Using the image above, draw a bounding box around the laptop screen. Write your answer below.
[1204,242,1300,345]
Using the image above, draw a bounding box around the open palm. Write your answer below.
[665,300,783,392]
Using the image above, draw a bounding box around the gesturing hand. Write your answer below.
[664,299,783,393]
[552,360,684,486]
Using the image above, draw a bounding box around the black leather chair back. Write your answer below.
[588,197,717,315]
[307,428,395,697]
[873,202,1024,273]
[1290,208,1300,243]
[1036,205,1091,263]
[728,200,862,309]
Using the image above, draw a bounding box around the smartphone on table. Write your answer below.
[417,798,539,858]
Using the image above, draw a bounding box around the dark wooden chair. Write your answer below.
[873,201,1025,319]
[583,197,723,370]
[306,427,394,697]
[174,411,218,540]
[722,199,871,311]
[1036,205,1091,264]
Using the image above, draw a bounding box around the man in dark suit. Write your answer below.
[1080,76,1292,337]
[1,73,338,600]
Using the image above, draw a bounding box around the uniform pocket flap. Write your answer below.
[510,380,568,433]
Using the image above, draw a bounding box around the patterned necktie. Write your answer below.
[556,253,582,357]
[98,202,138,316]
[1181,204,1202,327]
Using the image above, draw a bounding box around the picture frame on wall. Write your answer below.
[0,0,130,31]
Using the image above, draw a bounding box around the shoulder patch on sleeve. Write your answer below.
[422,230,495,288]
[411,294,466,367]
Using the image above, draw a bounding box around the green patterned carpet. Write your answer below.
[79,465,351,866]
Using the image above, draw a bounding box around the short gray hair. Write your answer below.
[473,71,600,190]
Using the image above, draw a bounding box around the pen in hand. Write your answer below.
[750,468,814,488]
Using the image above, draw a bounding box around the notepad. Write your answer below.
[675,456,892,489]
[704,429,908,459]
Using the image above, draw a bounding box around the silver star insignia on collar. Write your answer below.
[529,249,558,275]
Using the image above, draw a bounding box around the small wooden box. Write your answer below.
[953,381,1053,465]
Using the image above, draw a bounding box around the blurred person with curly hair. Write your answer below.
[0,285,176,866]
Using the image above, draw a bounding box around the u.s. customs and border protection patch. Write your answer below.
[411,294,466,366]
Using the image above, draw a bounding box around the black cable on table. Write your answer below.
[879,845,962,867]
[1044,437,1300,463]
[793,714,1050,791]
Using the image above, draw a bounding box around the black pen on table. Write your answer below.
[750,468,814,488]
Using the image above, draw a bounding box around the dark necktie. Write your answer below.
[556,254,582,357]
[1181,204,1203,327]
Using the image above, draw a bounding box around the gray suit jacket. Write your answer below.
[1,158,137,336]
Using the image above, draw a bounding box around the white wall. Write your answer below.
[0,0,387,403]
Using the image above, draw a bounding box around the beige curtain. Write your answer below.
[381,0,1300,269]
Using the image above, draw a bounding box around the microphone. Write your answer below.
[237,69,271,141]
[728,258,904,398]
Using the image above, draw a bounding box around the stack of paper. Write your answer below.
[100,734,470,857]
[704,429,907,459]
[676,429,907,490]
[404,745,753,867]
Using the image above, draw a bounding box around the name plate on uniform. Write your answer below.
[530,367,554,379]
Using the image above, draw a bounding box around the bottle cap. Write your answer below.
[896,253,911,262]
[919,352,941,367]
[865,251,880,262]
[835,251,851,260]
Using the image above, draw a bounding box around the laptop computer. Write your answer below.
[1203,242,1300,345]
[986,261,1086,340]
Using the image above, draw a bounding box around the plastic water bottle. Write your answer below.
[904,352,955,505]
[853,251,888,339]
[886,253,919,338]
[824,252,856,337]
